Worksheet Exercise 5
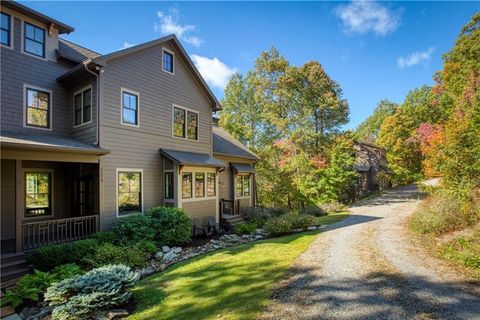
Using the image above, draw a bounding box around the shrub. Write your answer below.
[1,264,83,308]
[268,207,289,217]
[319,202,347,214]
[133,239,158,255]
[301,206,327,217]
[28,239,98,271]
[233,221,258,235]
[264,216,293,236]
[286,212,316,230]
[82,243,149,269]
[45,265,139,320]
[112,214,157,244]
[92,231,119,244]
[147,207,191,246]
[410,191,479,235]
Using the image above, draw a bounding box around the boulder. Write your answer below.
[162,251,177,262]
[162,246,171,253]
[154,251,164,259]
[171,247,183,254]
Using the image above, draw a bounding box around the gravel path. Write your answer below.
[260,185,480,320]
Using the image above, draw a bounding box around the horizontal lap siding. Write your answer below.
[69,80,98,144]
[99,40,214,229]
[182,200,216,223]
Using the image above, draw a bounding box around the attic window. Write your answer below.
[163,49,174,74]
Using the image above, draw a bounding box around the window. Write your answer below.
[1,12,10,47]
[122,90,138,126]
[25,172,51,218]
[195,173,205,198]
[173,107,185,138]
[163,49,174,74]
[24,22,45,58]
[74,87,92,126]
[165,172,174,200]
[236,174,251,197]
[25,87,50,129]
[118,171,142,215]
[173,106,198,140]
[182,172,192,199]
[207,173,216,197]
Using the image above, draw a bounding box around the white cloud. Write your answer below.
[191,54,237,89]
[335,1,401,36]
[397,47,435,68]
[120,42,135,50]
[155,8,203,47]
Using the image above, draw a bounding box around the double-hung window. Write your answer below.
[25,87,50,129]
[74,87,92,126]
[236,174,251,197]
[117,170,142,215]
[173,106,198,140]
[25,171,52,218]
[122,90,139,126]
[163,49,174,74]
[1,12,10,47]
[24,22,45,58]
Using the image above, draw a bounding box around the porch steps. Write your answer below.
[221,215,245,229]
[1,253,30,284]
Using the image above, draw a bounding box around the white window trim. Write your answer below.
[181,169,217,203]
[23,84,53,131]
[21,19,47,61]
[0,11,13,50]
[116,168,144,218]
[172,104,199,142]
[162,47,175,75]
[23,168,54,220]
[120,88,140,128]
[235,173,252,199]
[73,85,93,128]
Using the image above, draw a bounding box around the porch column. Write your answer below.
[15,159,23,252]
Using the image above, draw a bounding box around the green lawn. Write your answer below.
[130,232,319,320]
[314,211,349,225]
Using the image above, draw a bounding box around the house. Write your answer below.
[353,141,391,196]
[0,1,258,272]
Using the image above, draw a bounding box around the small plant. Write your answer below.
[52,264,83,281]
[264,216,293,235]
[92,231,119,244]
[268,207,290,217]
[112,214,157,244]
[286,212,316,230]
[319,202,347,214]
[233,221,258,235]
[45,265,139,320]
[83,243,149,269]
[147,206,192,245]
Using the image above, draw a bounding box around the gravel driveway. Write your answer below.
[260,185,480,320]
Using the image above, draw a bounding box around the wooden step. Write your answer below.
[0,267,30,283]
[0,253,26,264]
[0,306,16,318]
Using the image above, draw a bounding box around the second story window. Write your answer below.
[1,12,10,47]
[24,22,45,58]
[173,106,198,140]
[163,49,174,74]
[74,87,92,126]
[25,87,50,129]
[122,90,139,126]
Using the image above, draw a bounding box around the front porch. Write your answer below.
[1,159,100,254]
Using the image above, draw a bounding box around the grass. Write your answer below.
[129,231,319,320]
[440,229,480,272]
[313,211,349,225]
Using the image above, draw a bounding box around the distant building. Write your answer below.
[354,141,391,196]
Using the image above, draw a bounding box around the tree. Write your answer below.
[354,100,398,144]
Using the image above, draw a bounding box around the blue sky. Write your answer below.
[22,1,480,129]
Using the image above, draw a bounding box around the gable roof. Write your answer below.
[2,1,74,34]
[57,38,101,63]
[93,34,221,111]
[212,126,260,161]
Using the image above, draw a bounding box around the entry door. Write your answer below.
[74,175,94,216]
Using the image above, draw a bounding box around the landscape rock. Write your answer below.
[162,251,177,262]
[162,246,171,253]
[255,235,264,240]
[154,251,164,259]
[171,247,182,254]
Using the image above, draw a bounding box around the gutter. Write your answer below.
[83,60,101,145]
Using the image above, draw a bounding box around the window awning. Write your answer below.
[160,149,225,168]
[231,162,256,173]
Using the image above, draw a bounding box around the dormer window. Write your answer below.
[1,12,11,47]
[162,49,174,74]
[24,22,45,58]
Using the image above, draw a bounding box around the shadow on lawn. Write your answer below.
[130,232,318,320]
[261,266,480,320]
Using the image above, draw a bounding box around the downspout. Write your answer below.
[83,60,100,145]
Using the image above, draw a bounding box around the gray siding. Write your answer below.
[69,79,98,144]
[182,200,216,223]
[98,40,214,228]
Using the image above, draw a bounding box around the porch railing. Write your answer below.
[220,199,240,217]
[22,215,98,251]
